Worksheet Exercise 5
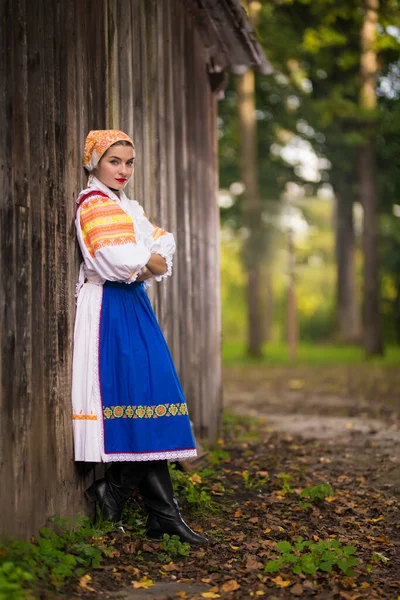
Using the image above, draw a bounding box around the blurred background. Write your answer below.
[218,0,400,366]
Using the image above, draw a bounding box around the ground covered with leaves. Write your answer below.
[1,364,399,599]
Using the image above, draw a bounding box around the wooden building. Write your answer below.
[0,0,267,537]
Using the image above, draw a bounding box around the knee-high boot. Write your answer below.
[139,460,208,546]
[85,462,146,522]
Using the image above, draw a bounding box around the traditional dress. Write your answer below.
[72,130,197,464]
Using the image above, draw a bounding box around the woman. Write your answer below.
[72,129,207,546]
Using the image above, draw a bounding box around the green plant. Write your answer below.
[0,515,111,597]
[208,448,230,466]
[277,473,294,496]
[299,483,334,508]
[169,466,218,514]
[157,534,190,562]
[242,470,269,490]
[265,537,359,577]
[0,561,35,599]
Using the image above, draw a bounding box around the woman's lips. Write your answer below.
[116,178,127,183]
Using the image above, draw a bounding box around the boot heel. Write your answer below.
[85,485,98,503]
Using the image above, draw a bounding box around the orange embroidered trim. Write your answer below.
[80,196,136,258]
[73,412,98,421]
[103,403,188,420]
[152,226,167,241]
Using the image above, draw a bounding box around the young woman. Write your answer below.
[72,129,207,546]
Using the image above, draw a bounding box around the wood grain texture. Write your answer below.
[0,0,222,538]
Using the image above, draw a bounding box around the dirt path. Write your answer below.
[223,365,400,494]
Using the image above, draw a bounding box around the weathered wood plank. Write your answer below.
[0,0,223,538]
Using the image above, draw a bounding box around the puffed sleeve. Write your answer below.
[138,208,176,281]
[77,195,151,282]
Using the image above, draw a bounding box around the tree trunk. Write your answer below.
[395,277,400,345]
[236,0,264,358]
[359,0,383,355]
[335,193,361,342]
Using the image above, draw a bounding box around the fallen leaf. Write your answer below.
[271,576,291,588]
[222,580,240,592]
[132,577,154,589]
[234,509,242,518]
[201,593,221,599]
[290,583,304,596]
[366,516,384,523]
[249,517,259,524]
[120,565,140,576]
[142,542,157,553]
[176,593,188,598]
[162,562,179,571]
[246,554,263,571]
[79,574,95,592]
[263,528,271,534]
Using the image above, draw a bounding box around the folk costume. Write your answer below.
[72,130,206,545]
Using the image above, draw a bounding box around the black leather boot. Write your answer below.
[139,460,208,546]
[85,462,145,522]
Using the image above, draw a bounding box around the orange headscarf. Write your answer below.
[83,129,134,171]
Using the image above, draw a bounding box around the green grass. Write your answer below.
[222,341,400,367]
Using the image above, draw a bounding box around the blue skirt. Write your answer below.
[99,281,196,461]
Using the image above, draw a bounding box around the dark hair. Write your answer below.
[109,140,134,148]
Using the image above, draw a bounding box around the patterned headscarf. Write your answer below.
[83,130,135,171]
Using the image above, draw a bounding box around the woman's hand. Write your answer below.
[146,254,167,276]
[136,266,153,282]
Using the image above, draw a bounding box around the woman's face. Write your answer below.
[93,144,135,190]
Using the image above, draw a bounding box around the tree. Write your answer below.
[359,0,383,354]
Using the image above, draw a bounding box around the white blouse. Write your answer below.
[75,176,176,292]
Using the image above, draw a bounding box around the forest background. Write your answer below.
[218,0,400,362]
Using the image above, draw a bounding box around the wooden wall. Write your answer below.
[0,0,221,538]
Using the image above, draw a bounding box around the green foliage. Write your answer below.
[218,0,400,349]
[265,537,359,577]
[242,470,269,490]
[222,341,400,367]
[277,473,294,496]
[208,448,230,466]
[0,515,111,597]
[169,465,218,514]
[158,534,190,560]
[299,483,334,507]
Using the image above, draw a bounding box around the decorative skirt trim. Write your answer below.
[101,448,197,463]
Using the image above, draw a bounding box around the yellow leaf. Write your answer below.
[222,580,240,592]
[201,593,221,599]
[79,574,95,592]
[234,509,242,518]
[366,516,384,523]
[132,577,154,589]
[230,545,240,551]
[263,528,271,534]
[326,496,337,502]
[271,575,291,588]
[189,473,202,485]
[313,535,319,541]
[255,592,265,596]
[176,593,188,598]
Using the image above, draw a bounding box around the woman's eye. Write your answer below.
[110,160,119,165]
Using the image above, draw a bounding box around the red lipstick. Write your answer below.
[116,178,127,183]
